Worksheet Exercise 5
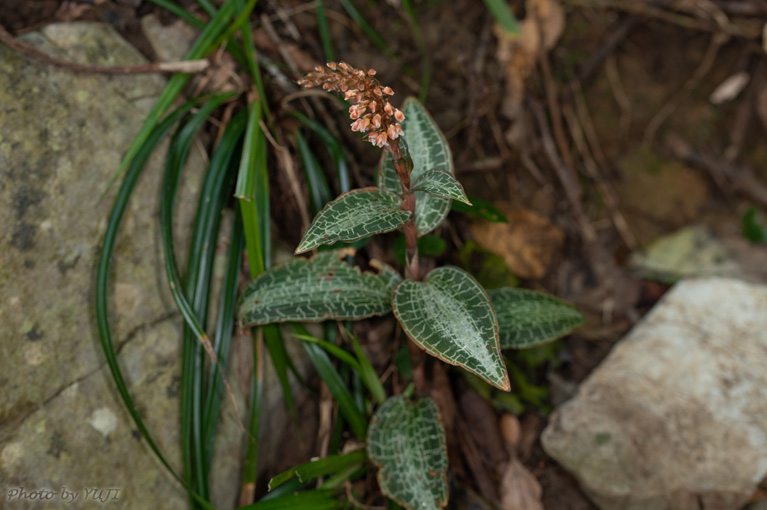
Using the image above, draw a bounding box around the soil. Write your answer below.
[4,0,766,508]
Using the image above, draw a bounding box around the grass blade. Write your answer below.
[483,0,520,35]
[197,111,247,475]
[290,112,350,193]
[111,0,240,189]
[162,93,237,505]
[295,130,332,213]
[289,333,361,371]
[339,0,393,56]
[268,450,367,491]
[401,0,432,103]
[241,331,265,504]
[96,102,215,510]
[315,0,336,61]
[241,489,344,510]
[349,331,386,405]
[292,325,367,440]
[235,100,266,275]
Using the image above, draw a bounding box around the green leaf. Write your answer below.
[742,207,767,244]
[269,450,367,491]
[296,187,412,254]
[410,168,470,205]
[238,249,402,326]
[392,267,510,391]
[379,98,454,236]
[482,0,520,35]
[488,288,585,349]
[241,489,344,510]
[450,195,508,223]
[367,396,448,510]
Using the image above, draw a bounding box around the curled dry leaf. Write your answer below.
[500,459,544,510]
[495,0,566,120]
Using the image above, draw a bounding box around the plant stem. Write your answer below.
[386,139,427,395]
[386,140,419,281]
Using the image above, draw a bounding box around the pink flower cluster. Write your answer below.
[298,62,405,148]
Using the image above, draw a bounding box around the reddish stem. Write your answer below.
[386,140,420,281]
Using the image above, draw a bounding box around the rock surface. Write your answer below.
[542,277,767,510]
[0,22,242,508]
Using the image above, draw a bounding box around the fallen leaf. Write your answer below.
[469,204,565,279]
[500,459,544,510]
[495,0,565,120]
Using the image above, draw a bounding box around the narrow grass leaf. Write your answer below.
[111,0,240,188]
[295,130,332,213]
[239,249,401,325]
[290,111,351,193]
[235,100,266,275]
[295,325,368,440]
[315,0,335,61]
[379,98,454,236]
[488,288,585,349]
[242,489,344,510]
[269,450,367,491]
[339,0,393,56]
[483,0,521,35]
[367,396,448,510]
[296,187,411,253]
[289,333,361,371]
[392,266,510,391]
[350,333,387,405]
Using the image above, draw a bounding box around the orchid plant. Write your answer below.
[237,62,584,510]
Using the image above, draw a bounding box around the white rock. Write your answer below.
[542,277,767,510]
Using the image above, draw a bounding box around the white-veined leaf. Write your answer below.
[367,396,448,510]
[296,187,411,254]
[392,266,510,390]
[488,288,585,349]
[379,97,454,236]
[410,168,470,205]
[238,248,402,326]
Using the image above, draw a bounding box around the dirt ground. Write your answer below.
[4,0,767,508]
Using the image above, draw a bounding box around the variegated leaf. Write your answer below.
[392,266,510,390]
[367,396,448,510]
[296,187,411,254]
[379,97,454,236]
[238,248,402,325]
[488,288,585,349]
[410,168,470,205]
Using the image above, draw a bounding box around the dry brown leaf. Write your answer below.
[496,0,565,120]
[469,203,565,279]
[500,459,544,510]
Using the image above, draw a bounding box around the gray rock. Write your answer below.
[542,277,767,510]
[0,22,240,508]
[141,13,199,62]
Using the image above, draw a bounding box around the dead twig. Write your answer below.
[561,0,763,39]
[642,32,727,147]
[0,22,209,74]
[563,101,639,250]
[529,99,597,243]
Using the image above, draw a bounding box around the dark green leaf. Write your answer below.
[239,249,401,325]
[488,288,584,349]
[296,188,411,253]
[392,267,510,391]
[368,396,448,510]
